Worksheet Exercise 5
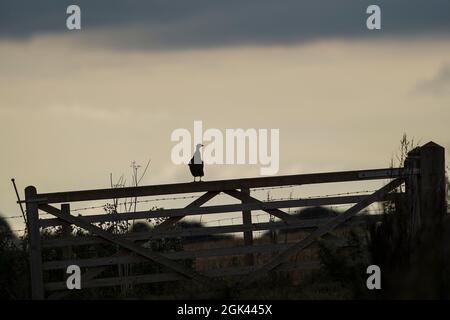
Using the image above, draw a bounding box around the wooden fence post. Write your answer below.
[25,186,45,300]
[241,188,254,266]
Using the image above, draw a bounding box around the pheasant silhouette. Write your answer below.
[188,143,204,182]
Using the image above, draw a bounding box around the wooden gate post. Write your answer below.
[241,188,254,266]
[419,142,446,229]
[25,186,45,300]
[417,142,446,298]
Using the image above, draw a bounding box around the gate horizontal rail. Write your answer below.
[42,214,383,248]
[24,167,412,204]
[42,241,345,271]
[39,193,398,227]
[44,260,321,291]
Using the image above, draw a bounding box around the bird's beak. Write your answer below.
[201,144,204,147]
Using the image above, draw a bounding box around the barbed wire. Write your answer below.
[267,189,377,202]
[203,212,266,226]
[252,185,298,191]
[52,185,385,215]
[70,194,202,213]
[66,184,302,213]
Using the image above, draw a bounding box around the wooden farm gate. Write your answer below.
[22,142,446,299]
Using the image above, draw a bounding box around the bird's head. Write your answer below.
[195,143,204,150]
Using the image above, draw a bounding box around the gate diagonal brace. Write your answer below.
[45,191,220,299]
[239,178,404,288]
[156,191,220,229]
[224,189,300,224]
[39,204,222,291]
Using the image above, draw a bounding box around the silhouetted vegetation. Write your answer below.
[0,217,29,299]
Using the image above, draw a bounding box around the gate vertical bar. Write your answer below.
[61,204,73,259]
[241,188,254,266]
[405,147,421,238]
[25,186,44,299]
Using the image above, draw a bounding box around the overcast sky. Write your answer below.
[1,1,449,233]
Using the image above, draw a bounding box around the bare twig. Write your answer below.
[11,178,27,229]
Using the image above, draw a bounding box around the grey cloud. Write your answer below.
[415,65,450,96]
[0,0,449,50]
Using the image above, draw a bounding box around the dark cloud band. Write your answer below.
[1,0,449,49]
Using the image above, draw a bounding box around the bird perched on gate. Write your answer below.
[188,143,204,182]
